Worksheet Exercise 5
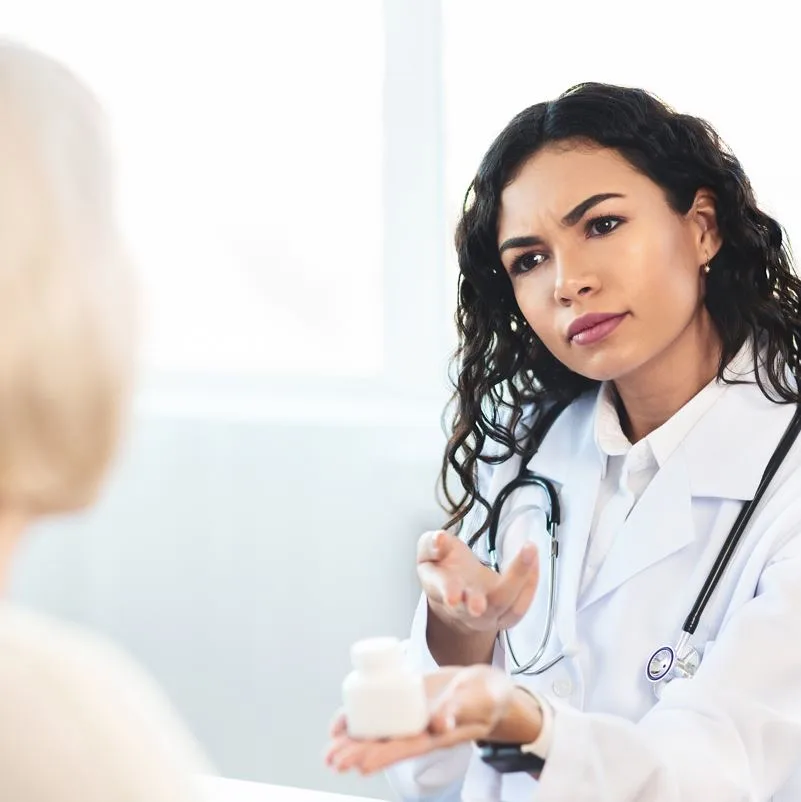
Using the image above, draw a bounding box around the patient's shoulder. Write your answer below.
[0,603,210,802]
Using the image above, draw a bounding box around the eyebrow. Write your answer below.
[498,192,625,255]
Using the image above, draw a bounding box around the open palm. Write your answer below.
[325,666,514,776]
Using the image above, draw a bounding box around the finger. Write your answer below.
[347,732,434,775]
[357,725,489,775]
[417,562,465,609]
[323,734,354,767]
[328,740,373,773]
[463,587,488,617]
[426,670,477,735]
[416,530,452,564]
[501,560,541,627]
[427,664,510,737]
[485,542,539,614]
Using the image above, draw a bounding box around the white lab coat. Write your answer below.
[388,372,801,802]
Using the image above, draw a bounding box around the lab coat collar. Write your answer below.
[682,342,795,500]
[524,392,601,485]
[523,348,797,613]
[527,346,793,501]
[683,372,796,500]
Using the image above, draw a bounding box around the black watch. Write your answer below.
[476,741,545,776]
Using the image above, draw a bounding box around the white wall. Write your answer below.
[9,403,447,800]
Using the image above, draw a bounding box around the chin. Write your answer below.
[562,351,635,384]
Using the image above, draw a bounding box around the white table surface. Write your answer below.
[200,776,386,802]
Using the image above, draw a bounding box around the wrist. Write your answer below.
[426,604,497,666]
[485,685,543,744]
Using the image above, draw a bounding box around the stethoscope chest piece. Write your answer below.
[646,635,701,698]
[646,645,675,683]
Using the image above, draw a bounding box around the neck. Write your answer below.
[0,509,28,594]
[613,315,723,443]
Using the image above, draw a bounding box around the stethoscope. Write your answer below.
[484,401,801,694]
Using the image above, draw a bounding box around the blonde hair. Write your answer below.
[0,40,135,513]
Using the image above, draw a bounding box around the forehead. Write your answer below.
[497,144,659,238]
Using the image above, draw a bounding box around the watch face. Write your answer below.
[476,742,545,775]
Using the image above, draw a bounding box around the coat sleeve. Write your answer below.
[537,510,801,802]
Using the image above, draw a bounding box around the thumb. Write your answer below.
[329,709,348,737]
[427,672,469,734]
[428,707,456,735]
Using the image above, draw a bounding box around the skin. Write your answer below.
[498,142,722,442]
[0,510,28,592]
[326,141,724,775]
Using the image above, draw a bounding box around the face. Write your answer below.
[496,143,721,383]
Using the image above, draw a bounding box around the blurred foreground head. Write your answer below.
[0,39,135,515]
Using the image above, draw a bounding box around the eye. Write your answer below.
[586,215,625,237]
[508,251,547,276]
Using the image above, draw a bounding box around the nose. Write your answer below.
[553,255,600,306]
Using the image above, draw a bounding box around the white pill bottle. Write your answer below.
[343,636,429,739]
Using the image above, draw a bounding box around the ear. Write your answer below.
[689,188,722,263]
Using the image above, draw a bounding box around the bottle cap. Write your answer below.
[350,636,404,673]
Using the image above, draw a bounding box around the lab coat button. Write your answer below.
[552,677,573,697]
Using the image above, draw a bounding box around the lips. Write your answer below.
[567,312,627,344]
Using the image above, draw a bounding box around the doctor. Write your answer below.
[325,82,801,801]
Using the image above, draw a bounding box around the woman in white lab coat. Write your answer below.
[325,83,801,801]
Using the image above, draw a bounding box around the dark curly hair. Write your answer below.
[440,82,801,547]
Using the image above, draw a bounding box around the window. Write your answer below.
[2,1,385,379]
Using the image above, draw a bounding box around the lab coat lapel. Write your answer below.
[577,451,695,611]
[550,434,604,642]
[525,394,603,638]
[577,374,796,612]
